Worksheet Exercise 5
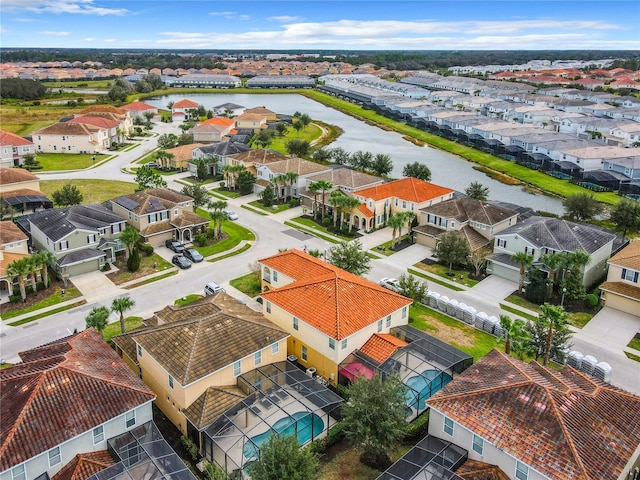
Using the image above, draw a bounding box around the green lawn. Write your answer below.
[40,179,136,204]
[407,267,464,292]
[3,286,82,320]
[503,294,593,328]
[229,271,262,298]
[628,336,640,351]
[174,294,203,306]
[409,303,497,361]
[36,152,109,171]
[124,270,178,289]
[248,200,291,214]
[505,294,542,312]
[626,352,640,363]
[102,316,144,344]
[211,188,242,199]
[499,304,538,322]
[266,123,322,154]
[288,216,355,242]
[207,243,252,262]
[372,239,398,256]
[411,262,479,287]
[8,301,86,326]
[108,254,173,285]
[193,208,255,257]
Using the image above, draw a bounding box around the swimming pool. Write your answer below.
[243,412,325,459]
[405,370,452,412]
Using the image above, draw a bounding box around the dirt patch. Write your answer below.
[415,313,475,349]
[107,253,170,285]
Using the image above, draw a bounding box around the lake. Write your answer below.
[146,93,565,214]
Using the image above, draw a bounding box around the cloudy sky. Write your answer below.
[1,0,639,50]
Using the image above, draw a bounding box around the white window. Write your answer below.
[329,338,335,350]
[386,315,391,327]
[174,209,178,216]
[402,306,407,319]
[93,425,105,444]
[293,317,299,330]
[341,339,348,350]
[377,319,383,332]
[112,223,122,234]
[497,239,507,248]
[301,345,308,361]
[273,271,278,282]
[271,342,279,355]
[443,417,454,436]
[59,240,69,251]
[11,464,25,480]
[402,201,407,209]
[472,434,484,455]
[125,410,136,429]
[266,301,271,314]
[169,375,174,389]
[48,446,61,467]
[622,268,639,283]
[87,234,96,244]
[515,461,529,480]
[254,350,262,366]
[233,361,241,377]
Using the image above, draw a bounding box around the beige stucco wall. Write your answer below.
[0,178,40,195]
[34,132,104,154]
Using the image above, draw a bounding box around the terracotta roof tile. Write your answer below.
[600,281,640,301]
[0,130,33,147]
[120,101,157,111]
[0,221,28,245]
[456,459,510,480]
[0,251,29,277]
[0,330,155,471]
[354,177,454,203]
[51,451,115,480]
[607,240,640,270]
[67,116,120,129]
[183,386,246,430]
[357,204,374,217]
[260,249,412,339]
[166,143,205,161]
[173,99,199,108]
[0,167,39,185]
[427,349,640,480]
[360,334,408,364]
[201,117,235,127]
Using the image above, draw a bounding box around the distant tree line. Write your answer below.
[0,78,47,100]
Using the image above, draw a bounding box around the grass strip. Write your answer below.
[102,316,143,344]
[207,243,252,262]
[229,271,262,298]
[288,216,355,242]
[8,301,86,326]
[2,287,82,320]
[407,267,464,292]
[499,304,537,321]
[174,294,203,306]
[241,204,269,216]
[124,270,178,289]
[625,351,640,363]
[628,337,640,351]
[284,220,340,244]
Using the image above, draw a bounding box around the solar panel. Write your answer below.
[145,198,164,212]
[116,196,139,211]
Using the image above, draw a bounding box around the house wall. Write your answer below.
[0,402,153,480]
[601,262,640,315]
[1,238,29,255]
[136,339,287,434]
[29,224,99,261]
[428,408,551,480]
[259,266,296,291]
[0,178,41,195]
[34,132,104,154]
[1,143,35,168]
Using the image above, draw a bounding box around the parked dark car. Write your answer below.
[184,248,203,263]
[172,255,192,269]
[165,239,185,253]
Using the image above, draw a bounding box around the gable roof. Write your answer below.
[264,157,330,176]
[166,143,205,161]
[67,115,120,129]
[51,451,115,480]
[0,130,33,147]
[232,149,287,164]
[427,349,640,480]
[359,334,408,364]
[27,204,122,242]
[194,142,251,157]
[0,329,155,471]
[173,99,199,108]
[354,177,454,203]
[120,101,157,112]
[607,240,640,270]
[0,221,28,245]
[112,188,191,214]
[244,106,275,115]
[34,122,101,136]
[183,386,246,430]
[305,167,383,190]
[235,113,266,122]
[260,249,412,339]
[495,216,616,253]
[420,197,517,225]
[201,117,235,127]
[0,167,39,185]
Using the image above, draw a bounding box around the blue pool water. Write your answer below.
[405,370,452,412]
[243,412,325,459]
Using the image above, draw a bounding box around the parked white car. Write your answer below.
[379,277,401,291]
[223,209,239,221]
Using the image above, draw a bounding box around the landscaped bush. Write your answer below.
[127,247,141,272]
[322,217,331,227]
[585,293,599,309]
[196,233,208,247]
[289,198,300,207]
[404,411,430,442]
[9,294,22,303]
[308,421,346,455]
[180,436,199,462]
[137,242,154,256]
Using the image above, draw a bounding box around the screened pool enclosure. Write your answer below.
[201,362,343,477]
[339,326,473,421]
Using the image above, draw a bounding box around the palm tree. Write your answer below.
[26,255,39,294]
[6,257,30,302]
[512,252,534,294]
[85,306,111,333]
[539,303,569,366]
[308,181,321,219]
[329,191,347,227]
[111,295,136,334]
[315,180,333,220]
[209,199,228,212]
[541,252,566,298]
[35,250,56,289]
[209,210,226,239]
[342,196,361,231]
[285,171,299,201]
[154,149,173,169]
[388,214,405,248]
[271,174,288,203]
[401,211,416,242]
[120,226,140,261]
[499,314,529,356]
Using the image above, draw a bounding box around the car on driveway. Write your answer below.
[144,161,158,168]
[204,282,225,296]
[184,248,203,263]
[223,209,238,221]
[172,255,192,269]
[165,239,185,253]
[379,277,401,292]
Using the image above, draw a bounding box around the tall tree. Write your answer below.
[327,240,371,276]
[246,433,319,480]
[6,257,30,302]
[499,315,530,356]
[402,162,431,181]
[52,183,83,207]
[134,166,167,191]
[259,186,276,207]
[609,198,640,238]
[397,273,429,305]
[349,151,373,171]
[539,303,569,366]
[342,374,407,469]
[562,193,604,222]
[111,295,136,334]
[370,153,393,177]
[311,148,332,163]
[209,210,226,239]
[157,133,178,149]
[329,190,347,227]
[465,181,490,201]
[286,139,310,157]
[468,247,490,278]
[512,252,534,294]
[181,183,209,210]
[388,213,405,248]
[330,147,350,165]
[271,174,288,203]
[292,119,304,137]
[433,232,470,273]
[34,250,56,289]
[120,226,140,261]
[540,252,566,298]
[285,171,299,201]
[342,196,361,231]
[315,180,333,220]
[308,181,321,219]
[236,169,256,195]
[85,306,111,333]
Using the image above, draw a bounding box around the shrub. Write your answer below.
[127,247,141,272]
[101,263,110,272]
[585,293,599,308]
[180,435,199,462]
[322,217,331,227]
[9,294,22,303]
[196,233,208,247]
[404,411,430,442]
[308,421,346,455]
[289,198,300,207]
[137,243,154,256]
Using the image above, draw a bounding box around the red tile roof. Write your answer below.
[0,130,33,147]
[354,177,454,203]
[427,349,640,480]
[120,101,157,111]
[260,250,411,339]
[67,116,120,129]
[0,167,39,185]
[0,329,155,471]
[360,334,408,364]
[357,204,374,217]
[201,117,235,127]
[51,451,114,480]
[173,99,199,108]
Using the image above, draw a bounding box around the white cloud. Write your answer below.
[39,30,70,35]
[209,11,236,16]
[267,15,303,22]
[84,37,96,41]
[2,0,128,16]
[208,10,249,20]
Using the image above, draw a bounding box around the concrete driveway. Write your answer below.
[71,270,124,300]
[578,307,640,350]
[471,275,519,301]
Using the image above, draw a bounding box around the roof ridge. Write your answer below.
[59,360,156,398]
[430,379,535,402]
[182,316,209,385]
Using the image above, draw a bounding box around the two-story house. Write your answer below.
[259,249,413,386]
[0,221,29,298]
[0,167,52,216]
[66,115,122,149]
[213,102,245,117]
[487,216,618,288]
[0,130,35,168]
[351,177,455,232]
[190,142,252,176]
[414,197,519,251]
[600,241,640,315]
[427,349,640,480]
[73,105,133,137]
[299,167,384,211]
[120,100,158,120]
[190,117,236,144]
[0,329,156,480]
[109,188,209,246]
[164,143,205,170]
[171,99,200,121]
[33,122,107,154]
[234,113,267,133]
[244,106,277,121]
[19,203,127,277]
[254,157,331,196]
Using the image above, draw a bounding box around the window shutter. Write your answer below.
[621,268,627,280]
